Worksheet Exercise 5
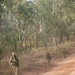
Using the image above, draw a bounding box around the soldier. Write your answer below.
[46,52,51,66]
[62,50,67,58]
[9,52,19,75]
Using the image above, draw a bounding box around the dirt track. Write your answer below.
[20,55,75,75]
[43,56,75,75]
[1,55,75,75]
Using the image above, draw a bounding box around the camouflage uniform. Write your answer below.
[46,52,51,65]
[9,52,19,75]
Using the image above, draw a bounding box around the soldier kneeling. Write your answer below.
[46,52,51,66]
[9,52,19,75]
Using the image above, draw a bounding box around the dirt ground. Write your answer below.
[43,55,75,75]
[0,54,75,75]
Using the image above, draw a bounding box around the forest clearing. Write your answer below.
[0,0,75,75]
[0,41,75,75]
[0,48,75,75]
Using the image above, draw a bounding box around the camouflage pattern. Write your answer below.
[9,52,19,75]
[46,52,51,65]
[46,52,51,60]
[9,55,19,67]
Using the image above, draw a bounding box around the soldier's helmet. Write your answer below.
[12,52,15,56]
[47,52,49,54]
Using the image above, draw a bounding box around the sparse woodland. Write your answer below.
[0,0,75,58]
[1,0,75,75]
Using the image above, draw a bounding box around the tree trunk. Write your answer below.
[45,32,48,50]
[34,23,38,48]
[29,39,32,50]
[24,30,28,50]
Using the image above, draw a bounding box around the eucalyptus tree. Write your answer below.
[35,0,74,50]
[17,0,38,49]
[62,0,75,40]
[0,0,20,52]
[0,0,4,31]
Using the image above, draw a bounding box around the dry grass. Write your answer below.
[0,41,75,75]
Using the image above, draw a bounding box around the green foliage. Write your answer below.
[17,1,35,23]
[0,0,75,53]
